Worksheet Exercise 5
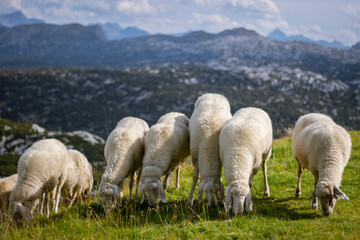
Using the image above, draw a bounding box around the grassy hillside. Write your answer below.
[1,131,359,239]
[0,118,105,182]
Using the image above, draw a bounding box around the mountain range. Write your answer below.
[0,11,149,41]
[91,22,149,40]
[0,11,44,27]
[0,22,359,70]
[0,11,359,139]
[0,11,353,49]
[267,28,349,49]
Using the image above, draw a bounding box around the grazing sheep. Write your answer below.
[61,150,93,207]
[292,113,351,216]
[220,107,272,215]
[140,112,190,207]
[8,139,68,220]
[0,174,18,217]
[187,93,232,207]
[98,117,149,209]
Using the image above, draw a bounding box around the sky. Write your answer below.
[0,0,359,46]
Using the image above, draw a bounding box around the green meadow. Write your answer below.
[1,131,359,239]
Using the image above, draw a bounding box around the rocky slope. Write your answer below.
[1,66,358,140]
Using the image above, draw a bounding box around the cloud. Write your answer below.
[117,0,156,15]
[194,0,279,14]
[192,13,240,32]
[334,29,358,46]
[297,25,357,46]
[256,19,288,34]
[0,0,22,13]
[344,5,360,20]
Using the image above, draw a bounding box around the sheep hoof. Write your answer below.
[264,192,270,197]
[312,203,318,210]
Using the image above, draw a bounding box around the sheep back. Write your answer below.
[190,93,232,178]
[220,107,273,184]
[142,112,190,179]
[292,113,351,187]
[0,174,18,214]
[9,139,68,215]
[100,117,149,190]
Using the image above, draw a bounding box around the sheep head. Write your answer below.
[140,178,166,207]
[198,177,224,207]
[316,181,349,216]
[99,182,122,210]
[225,180,249,216]
[16,202,33,221]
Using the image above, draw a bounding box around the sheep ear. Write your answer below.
[334,187,349,200]
[198,181,204,204]
[225,185,232,213]
[16,202,33,221]
[157,180,167,203]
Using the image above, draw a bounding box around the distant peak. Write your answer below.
[268,28,287,39]
[218,27,259,37]
[11,11,25,16]
[352,41,360,50]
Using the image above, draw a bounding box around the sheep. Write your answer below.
[98,117,149,209]
[140,112,190,207]
[220,107,273,216]
[0,174,18,218]
[61,149,93,207]
[292,113,351,216]
[8,139,68,220]
[187,93,232,207]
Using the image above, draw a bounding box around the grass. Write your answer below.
[1,131,360,239]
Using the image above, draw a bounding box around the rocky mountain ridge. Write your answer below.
[267,28,349,49]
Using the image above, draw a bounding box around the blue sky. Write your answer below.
[1,0,359,46]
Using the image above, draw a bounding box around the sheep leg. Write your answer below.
[187,161,199,206]
[175,166,180,189]
[39,193,45,215]
[69,191,78,207]
[129,171,135,199]
[46,192,50,218]
[31,198,41,217]
[296,163,304,198]
[262,160,270,197]
[135,169,141,197]
[312,173,319,210]
[245,178,253,212]
[54,178,66,213]
[163,172,172,192]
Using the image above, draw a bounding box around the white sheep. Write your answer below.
[98,117,149,209]
[61,149,93,207]
[187,93,232,207]
[140,112,190,207]
[220,107,273,215]
[8,139,68,220]
[292,113,351,216]
[0,174,18,218]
